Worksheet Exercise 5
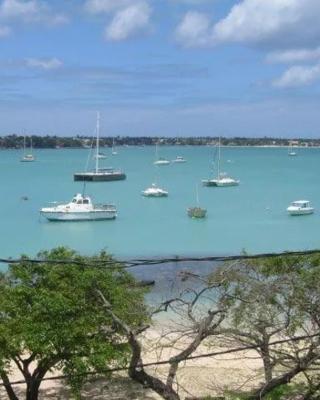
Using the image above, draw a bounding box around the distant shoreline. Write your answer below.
[0,134,319,150]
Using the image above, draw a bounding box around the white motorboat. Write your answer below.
[142,183,168,197]
[40,193,117,221]
[287,200,314,216]
[202,138,239,187]
[21,136,35,162]
[172,156,187,163]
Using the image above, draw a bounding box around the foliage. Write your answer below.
[0,247,148,400]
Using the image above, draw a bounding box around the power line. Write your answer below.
[0,249,319,270]
[0,333,318,388]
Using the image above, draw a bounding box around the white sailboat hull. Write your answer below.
[154,160,170,165]
[142,190,168,197]
[202,178,239,187]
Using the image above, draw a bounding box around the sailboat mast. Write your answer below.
[95,111,100,174]
[217,137,221,179]
[196,184,199,206]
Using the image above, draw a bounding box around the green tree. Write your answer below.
[0,247,148,400]
[217,254,320,400]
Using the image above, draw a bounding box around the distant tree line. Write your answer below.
[0,134,318,149]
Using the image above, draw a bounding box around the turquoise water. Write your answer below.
[1,146,320,259]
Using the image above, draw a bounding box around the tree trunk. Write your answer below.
[1,372,19,400]
[128,332,180,400]
[260,346,273,383]
[26,379,41,400]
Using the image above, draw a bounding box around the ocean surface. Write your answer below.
[1,145,320,260]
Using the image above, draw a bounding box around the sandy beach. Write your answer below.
[0,320,264,400]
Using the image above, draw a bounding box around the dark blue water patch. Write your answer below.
[130,260,218,305]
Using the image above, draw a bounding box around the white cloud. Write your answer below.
[105,2,151,41]
[267,48,320,64]
[0,0,68,26]
[273,64,320,88]
[176,0,320,49]
[25,57,63,70]
[175,11,211,47]
[212,0,320,48]
[84,0,132,14]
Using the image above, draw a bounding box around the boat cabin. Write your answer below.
[291,200,310,208]
[71,194,91,205]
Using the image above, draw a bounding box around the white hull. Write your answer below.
[202,178,239,187]
[21,156,35,162]
[142,191,168,197]
[154,160,170,165]
[287,208,314,216]
[41,210,117,221]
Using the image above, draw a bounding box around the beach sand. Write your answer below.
[0,320,265,400]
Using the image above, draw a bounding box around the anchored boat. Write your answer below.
[40,193,117,221]
[153,143,170,165]
[74,113,126,182]
[172,156,187,163]
[21,136,35,162]
[202,138,239,187]
[142,183,168,197]
[187,185,207,218]
[287,200,314,216]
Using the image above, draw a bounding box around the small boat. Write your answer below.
[187,185,207,218]
[202,138,239,187]
[21,136,35,162]
[154,157,170,166]
[287,200,314,216]
[112,138,118,155]
[288,144,297,156]
[74,113,126,182]
[172,156,187,163]
[74,168,126,182]
[40,193,117,221]
[94,153,107,160]
[202,173,240,187]
[153,143,170,165]
[142,183,168,197]
[187,207,207,218]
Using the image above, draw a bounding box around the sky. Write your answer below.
[1,0,320,137]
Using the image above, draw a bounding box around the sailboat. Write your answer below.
[153,142,170,165]
[21,136,35,162]
[142,164,168,197]
[187,185,207,218]
[142,183,168,197]
[288,143,297,156]
[74,112,126,182]
[112,138,118,155]
[202,138,239,187]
